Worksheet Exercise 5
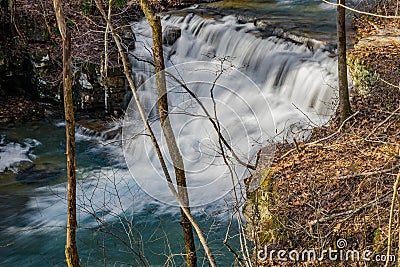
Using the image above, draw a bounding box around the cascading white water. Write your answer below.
[0,9,340,267]
[130,14,337,118]
[123,13,338,207]
[2,13,340,231]
[0,135,41,173]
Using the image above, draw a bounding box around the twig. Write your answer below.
[100,133,150,146]
[164,253,186,267]
[167,70,256,170]
[308,192,391,226]
[380,77,400,90]
[321,0,400,19]
[385,165,400,267]
[332,164,399,180]
[280,111,359,159]
[292,103,319,127]
[223,213,244,265]
[367,107,400,138]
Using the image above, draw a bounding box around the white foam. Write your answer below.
[54,121,66,128]
[0,136,41,173]
[123,14,338,208]
[18,14,339,229]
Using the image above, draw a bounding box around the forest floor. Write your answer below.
[247,3,400,267]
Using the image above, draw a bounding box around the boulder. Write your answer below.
[355,28,400,49]
[163,26,182,46]
[120,25,136,51]
[15,163,63,185]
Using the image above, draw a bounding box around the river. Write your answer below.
[0,1,339,266]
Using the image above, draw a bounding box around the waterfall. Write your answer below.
[2,9,339,246]
[123,13,338,207]
[130,13,337,118]
[0,11,340,267]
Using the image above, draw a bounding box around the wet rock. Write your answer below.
[79,73,94,90]
[15,160,35,173]
[120,25,136,51]
[163,26,182,46]
[355,28,400,49]
[122,91,132,110]
[77,119,121,141]
[15,163,62,185]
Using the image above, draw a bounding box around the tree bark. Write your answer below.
[64,29,80,267]
[53,0,80,266]
[93,2,217,265]
[337,0,351,123]
[138,1,197,266]
[101,0,112,114]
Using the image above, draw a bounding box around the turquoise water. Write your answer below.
[0,1,340,266]
[210,0,337,40]
[0,122,240,266]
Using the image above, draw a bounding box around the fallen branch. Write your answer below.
[367,106,400,138]
[308,192,390,226]
[332,164,399,180]
[321,0,400,19]
[280,111,359,159]
[380,77,400,90]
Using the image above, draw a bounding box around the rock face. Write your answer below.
[75,64,129,115]
[355,28,400,49]
[0,42,37,99]
[120,25,136,51]
[0,2,131,117]
[163,26,182,46]
[0,1,51,100]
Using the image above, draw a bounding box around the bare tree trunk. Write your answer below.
[337,0,351,123]
[53,0,80,266]
[93,2,217,265]
[101,0,112,114]
[138,1,197,265]
[64,30,80,267]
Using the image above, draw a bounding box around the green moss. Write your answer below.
[245,167,286,245]
[347,55,380,96]
[42,29,50,41]
[372,228,386,253]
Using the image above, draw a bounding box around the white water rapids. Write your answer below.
[0,10,340,267]
[123,13,338,207]
[0,12,339,229]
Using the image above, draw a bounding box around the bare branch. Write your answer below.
[321,0,400,19]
